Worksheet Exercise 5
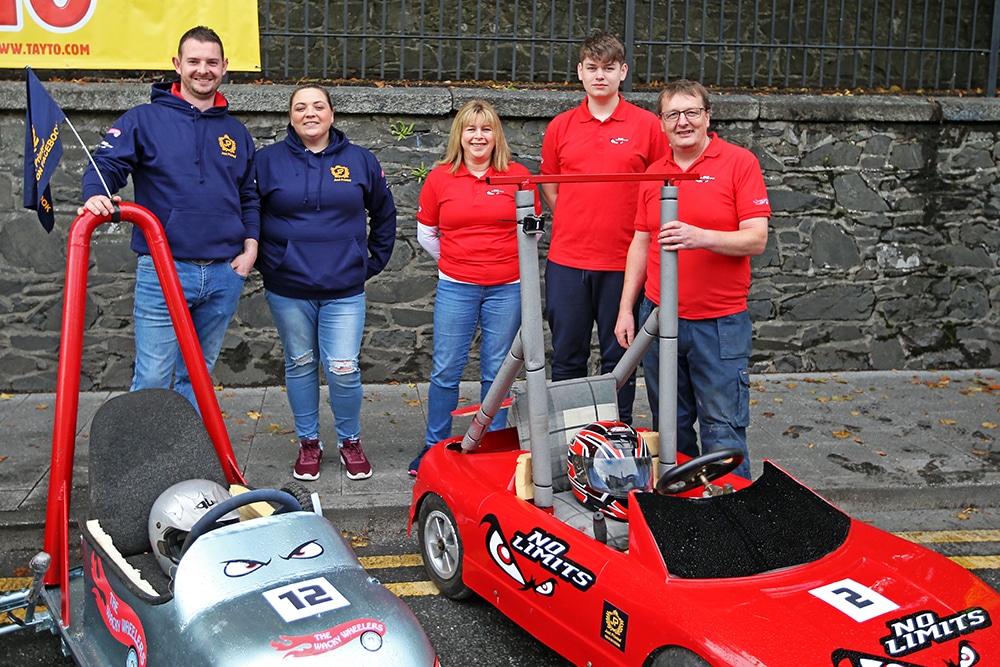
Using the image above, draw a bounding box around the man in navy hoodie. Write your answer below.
[79,26,259,407]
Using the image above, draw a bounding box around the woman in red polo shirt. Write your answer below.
[409,99,540,475]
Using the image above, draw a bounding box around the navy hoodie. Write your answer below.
[254,125,397,300]
[81,82,260,260]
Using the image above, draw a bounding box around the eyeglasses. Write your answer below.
[659,108,707,123]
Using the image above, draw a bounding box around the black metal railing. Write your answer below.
[257,0,1000,95]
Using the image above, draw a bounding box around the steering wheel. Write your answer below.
[180,488,302,556]
[655,448,744,495]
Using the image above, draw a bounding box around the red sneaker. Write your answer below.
[340,438,372,480]
[293,439,323,481]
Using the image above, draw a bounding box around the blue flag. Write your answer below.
[24,67,66,233]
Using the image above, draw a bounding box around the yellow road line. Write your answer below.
[893,529,1000,544]
[358,554,424,569]
[384,580,440,597]
[0,576,32,592]
[949,555,1000,570]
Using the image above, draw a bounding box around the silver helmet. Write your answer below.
[148,479,240,576]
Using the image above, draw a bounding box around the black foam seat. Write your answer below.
[86,388,228,594]
[635,461,851,579]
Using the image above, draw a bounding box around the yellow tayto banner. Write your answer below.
[0,0,260,70]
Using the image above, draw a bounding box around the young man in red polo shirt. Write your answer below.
[540,31,667,424]
[614,79,771,479]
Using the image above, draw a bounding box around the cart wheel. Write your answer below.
[647,646,711,666]
[280,481,316,513]
[418,494,473,600]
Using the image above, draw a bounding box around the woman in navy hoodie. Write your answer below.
[254,85,396,482]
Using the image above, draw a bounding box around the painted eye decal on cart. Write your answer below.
[223,540,325,578]
[480,514,596,595]
[482,514,552,595]
[831,648,924,666]
[831,639,980,667]
[950,640,981,667]
[482,514,527,586]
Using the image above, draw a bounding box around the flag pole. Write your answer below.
[63,117,113,200]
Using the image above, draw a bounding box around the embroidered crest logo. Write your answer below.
[218,134,237,159]
[331,165,351,182]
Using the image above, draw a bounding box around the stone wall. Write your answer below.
[1,82,998,392]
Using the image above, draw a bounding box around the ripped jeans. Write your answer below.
[265,291,366,444]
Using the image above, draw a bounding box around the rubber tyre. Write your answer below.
[417,494,473,600]
[280,481,316,513]
[647,647,712,667]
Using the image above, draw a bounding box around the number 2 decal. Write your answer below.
[263,577,350,622]
[809,578,899,622]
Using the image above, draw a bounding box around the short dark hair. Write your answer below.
[178,26,224,59]
[579,31,625,65]
[657,79,712,113]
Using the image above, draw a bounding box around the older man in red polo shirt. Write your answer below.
[615,79,771,479]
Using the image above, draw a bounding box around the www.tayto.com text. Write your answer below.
[0,41,90,56]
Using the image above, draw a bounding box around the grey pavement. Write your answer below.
[1,369,999,540]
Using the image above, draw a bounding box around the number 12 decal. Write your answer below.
[263,577,350,622]
[809,579,899,622]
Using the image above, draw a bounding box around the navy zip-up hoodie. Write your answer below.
[81,82,260,260]
[254,125,397,300]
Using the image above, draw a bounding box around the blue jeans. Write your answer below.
[640,297,753,479]
[132,254,245,407]
[544,260,637,423]
[426,280,521,447]
[265,291,366,444]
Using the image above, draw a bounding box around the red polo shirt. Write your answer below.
[417,161,540,285]
[541,95,667,271]
[635,133,771,319]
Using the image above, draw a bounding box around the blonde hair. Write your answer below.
[439,100,512,174]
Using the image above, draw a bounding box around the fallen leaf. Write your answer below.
[405,399,420,407]
[749,399,757,405]
[762,411,774,418]
[939,419,957,425]
[247,411,262,420]
[875,450,887,456]
[774,397,783,403]
[234,418,245,424]
[1,393,12,400]
[832,430,852,438]
[36,404,48,410]
[982,422,997,429]
[817,397,829,403]
[972,449,988,456]
[0,455,7,463]
[851,411,860,416]
[808,443,815,448]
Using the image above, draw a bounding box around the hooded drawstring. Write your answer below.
[300,147,326,212]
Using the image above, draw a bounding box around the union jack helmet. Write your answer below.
[568,421,652,521]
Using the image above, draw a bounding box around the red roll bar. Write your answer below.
[42,203,246,615]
